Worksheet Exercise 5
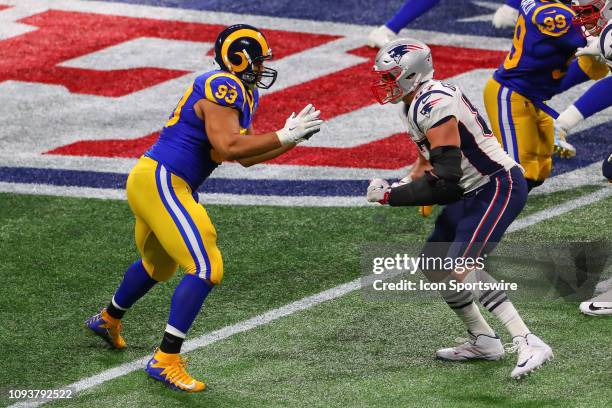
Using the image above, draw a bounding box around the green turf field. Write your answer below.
[1,187,611,407]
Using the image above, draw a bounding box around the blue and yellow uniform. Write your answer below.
[127,70,258,285]
[484,0,608,184]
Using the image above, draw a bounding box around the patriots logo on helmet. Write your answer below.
[387,44,424,64]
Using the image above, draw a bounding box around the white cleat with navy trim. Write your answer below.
[580,283,612,316]
[436,332,504,361]
[579,301,612,316]
[507,333,553,379]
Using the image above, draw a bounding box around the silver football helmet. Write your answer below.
[571,0,612,36]
[371,38,434,105]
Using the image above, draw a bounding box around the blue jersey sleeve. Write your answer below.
[559,59,590,92]
[204,73,247,112]
[531,4,585,51]
[532,4,578,38]
[385,0,442,33]
[574,76,612,119]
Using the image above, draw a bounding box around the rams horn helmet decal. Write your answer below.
[214,24,278,89]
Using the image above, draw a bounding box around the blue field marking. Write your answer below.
[87,0,516,38]
[1,120,608,197]
[0,167,369,197]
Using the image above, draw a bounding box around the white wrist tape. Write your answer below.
[556,105,584,133]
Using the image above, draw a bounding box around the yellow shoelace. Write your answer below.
[165,357,193,385]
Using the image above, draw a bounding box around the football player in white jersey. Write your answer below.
[367,39,553,379]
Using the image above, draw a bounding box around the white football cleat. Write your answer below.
[580,301,612,316]
[580,283,612,315]
[436,332,504,361]
[553,130,577,158]
[492,4,518,29]
[367,25,396,48]
[507,334,553,379]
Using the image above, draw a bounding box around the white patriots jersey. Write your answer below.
[599,19,612,68]
[400,79,517,192]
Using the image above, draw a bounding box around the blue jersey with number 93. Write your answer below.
[145,70,259,190]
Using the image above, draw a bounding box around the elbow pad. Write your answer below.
[388,146,464,206]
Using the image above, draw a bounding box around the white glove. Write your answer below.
[576,36,601,58]
[553,123,576,159]
[492,4,518,29]
[276,104,323,145]
[391,175,412,188]
[367,178,390,204]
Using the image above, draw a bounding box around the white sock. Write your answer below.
[477,270,530,338]
[488,301,530,338]
[453,302,496,336]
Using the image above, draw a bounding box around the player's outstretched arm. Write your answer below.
[367,117,463,206]
[199,100,322,161]
[236,126,296,167]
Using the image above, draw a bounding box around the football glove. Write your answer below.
[277,104,323,145]
[492,4,518,29]
[576,37,601,57]
[552,123,576,159]
[367,178,390,204]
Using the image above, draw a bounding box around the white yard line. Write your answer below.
[8,185,611,408]
[508,187,612,232]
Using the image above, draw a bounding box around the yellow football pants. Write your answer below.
[483,77,554,183]
[126,156,223,284]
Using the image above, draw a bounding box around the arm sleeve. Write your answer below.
[388,146,463,206]
[574,76,612,118]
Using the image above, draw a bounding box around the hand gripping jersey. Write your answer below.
[145,70,259,190]
[494,0,585,101]
[401,80,517,193]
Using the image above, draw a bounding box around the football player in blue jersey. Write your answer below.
[554,1,612,146]
[484,0,609,190]
[552,0,612,316]
[85,24,323,392]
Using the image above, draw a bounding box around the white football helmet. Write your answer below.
[571,0,612,36]
[371,38,434,105]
